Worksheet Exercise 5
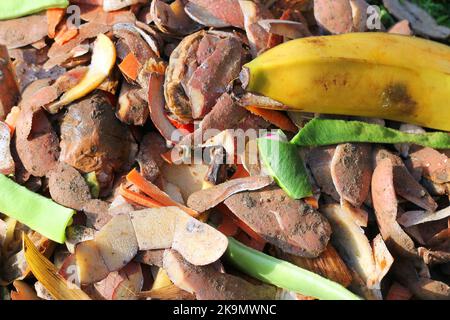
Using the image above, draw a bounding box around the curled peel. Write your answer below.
[47,33,116,113]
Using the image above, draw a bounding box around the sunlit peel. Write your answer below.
[49,34,116,112]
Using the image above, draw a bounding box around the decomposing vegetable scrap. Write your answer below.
[0,175,74,243]
[225,237,361,300]
[0,0,69,21]
[0,0,448,301]
[292,119,450,148]
[46,33,116,113]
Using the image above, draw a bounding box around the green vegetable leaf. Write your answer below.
[291,118,450,148]
[258,137,312,199]
[225,237,362,300]
[0,174,74,243]
[0,0,69,20]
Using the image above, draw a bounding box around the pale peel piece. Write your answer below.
[163,249,277,300]
[109,195,135,216]
[349,0,369,31]
[187,176,273,212]
[58,254,78,281]
[0,122,14,175]
[314,0,353,34]
[239,0,271,57]
[388,20,413,36]
[94,262,143,300]
[135,249,164,268]
[161,163,210,200]
[147,72,178,142]
[341,200,369,228]
[370,234,394,288]
[409,147,450,184]
[374,148,437,212]
[200,129,239,159]
[94,214,139,272]
[0,14,48,49]
[75,240,109,285]
[371,158,417,258]
[418,247,450,265]
[331,143,372,208]
[134,22,162,57]
[129,208,178,251]
[306,146,340,201]
[258,19,311,39]
[47,34,116,113]
[398,207,450,228]
[321,204,377,289]
[163,182,185,205]
[172,208,228,266]
[151,0,200,35]
[111,262,143,300]
[65,225,95,254]
[163,30,204,122]
[26,67,88,112]
[103,0,147,12]
[185,0,244,28]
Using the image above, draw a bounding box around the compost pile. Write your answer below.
[0,0,449,300]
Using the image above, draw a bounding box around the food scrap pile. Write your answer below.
[0,0,449,300]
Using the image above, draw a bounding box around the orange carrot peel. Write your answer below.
[217,213,239,237]
[245,105,298,133]
[217,204,266,249]
[54,22,78,45]
[4,106,20,135]
[119,185,164,209]
[118,53,141,81]
[47,8,65,39]
[126,169,199,217]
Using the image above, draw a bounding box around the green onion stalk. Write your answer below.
[225,237,362,300]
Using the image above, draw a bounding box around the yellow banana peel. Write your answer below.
[241,33,450,131]
[23,233,91,300]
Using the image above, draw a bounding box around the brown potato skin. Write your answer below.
[371,158,417,258]
[60,91,137,175]
[48,162,92,211]
[0,46,19,120]
[15,109,60,177]
[314,0,354,34]
[331,143,372,207]
[374,148,437,211]
[163,249,277,300]
[225,186,331,258]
